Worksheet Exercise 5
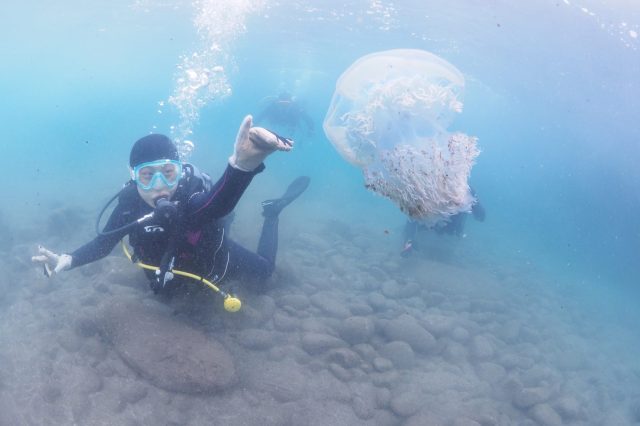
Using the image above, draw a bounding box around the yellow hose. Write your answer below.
[120,240,241,312]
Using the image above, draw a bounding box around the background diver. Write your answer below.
[255,91,315,137]
[401,192,486,257]
[32,116,310,298]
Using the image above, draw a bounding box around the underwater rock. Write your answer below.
[422,313,457,337]
[277,293,310,310]
[272,312,299,332]
[553,395,585,421]
[98,298,236,394]
[382,314,438,354]
[513,385,554,409]
[325,347,361,369]
[475,362,507,384]
[247,362,307,403]
[470,335,495,360]
[338,316,375,345]
[389,390,423,417]
[301,332,346,355]
[442,340,468,365]
[309,292,351,319]
[237,328,275,350]
[379,341,415,369]
[529,403,562,426]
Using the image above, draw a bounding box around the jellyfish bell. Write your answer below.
[323,49,479,225]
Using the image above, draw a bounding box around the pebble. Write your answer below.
[57,330,82,353]
[379,341,415,369]
[554,395,584,421]
[422,313,457,337]
[389,390,423,417]
[367,293,388,310]
[382,314,438,354]
[338,316,375,345]
[373,357,393,372]
[475,362,506,384]
[350,383,377,420]
[451,326,470,342]
[375,387,391,407]
[513,385,553,409]
[349,303,374,316]
[278,294,310,310]
[352,393,375,420]
[310,292,351,319]
[272,312,299,332]
[499,353,534,370]
[442,340,468,364]
[329,363,353,382]
[119,383,148,405]
[352,343,378,362]
[529,403,562,426]
[237,329,275,350]
[370,370,400,387]
[300,332,345,355]
[325,348,361,368]
[470,335,495,360]
[249,364,307,403]
[70,394,91,423]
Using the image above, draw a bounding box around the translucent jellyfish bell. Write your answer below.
[323,49,479,225]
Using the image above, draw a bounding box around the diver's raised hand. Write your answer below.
[229,115,294,172]
[31,245,72,277]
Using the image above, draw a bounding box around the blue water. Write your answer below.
[4,0,637,287]
[1,0,639,421]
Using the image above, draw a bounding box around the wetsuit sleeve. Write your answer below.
[188,163,264,223]
[68,200,134,269]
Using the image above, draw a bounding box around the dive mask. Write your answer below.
[131,159,183,191]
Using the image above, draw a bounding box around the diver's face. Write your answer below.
[131,160,182,207]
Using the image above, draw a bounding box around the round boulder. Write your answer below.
[98,298,236,394]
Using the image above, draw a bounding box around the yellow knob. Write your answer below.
[223,296,242,312]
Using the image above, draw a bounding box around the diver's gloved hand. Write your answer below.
[229,115,294,172]
[31,245,73,277]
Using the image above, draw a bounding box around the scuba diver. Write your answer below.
[255,91,315,137]
[401,192,486,258]
[32,115,310,301]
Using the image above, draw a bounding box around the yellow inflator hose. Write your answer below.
[121,240,242,312]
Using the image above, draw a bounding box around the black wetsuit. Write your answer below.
[70,163,276,286]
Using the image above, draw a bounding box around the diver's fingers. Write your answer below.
[37,245,60,261]
[31,255,49,264]
[32,254,55,278]
[43,264,53,278]
[235,115,253,146]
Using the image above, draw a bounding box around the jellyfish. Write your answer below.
[323,49,480,225]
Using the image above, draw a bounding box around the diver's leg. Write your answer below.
[401,219,418,257]
[257,176,310,266]
[257,215,279,267]
[223,239,273,281]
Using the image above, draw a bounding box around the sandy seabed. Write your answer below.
[0,208,639,426]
